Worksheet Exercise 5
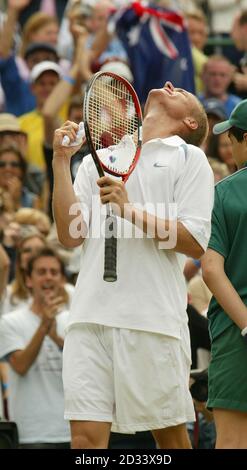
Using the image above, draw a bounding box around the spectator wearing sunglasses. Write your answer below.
[0,145,40,211]
[0,114,44,197]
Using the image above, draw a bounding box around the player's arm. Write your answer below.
[127,206,204,258]
[201,248,247,330]
[52,121,87,248]
[97,176,204,259]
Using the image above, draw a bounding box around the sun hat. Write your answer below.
[0,114,27,135]
[30,61,61,83]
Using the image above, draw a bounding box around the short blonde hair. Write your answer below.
[14,208,51,235]
[185,8,207,25]
[181,99,209,147]
[21,12,58,57]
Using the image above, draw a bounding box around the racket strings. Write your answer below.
[88,76,139,174]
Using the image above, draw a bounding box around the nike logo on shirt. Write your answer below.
[153,162,168,168]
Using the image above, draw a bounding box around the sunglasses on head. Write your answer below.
[0,161,22,168]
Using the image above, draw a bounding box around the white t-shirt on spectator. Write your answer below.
[0,308,70,444]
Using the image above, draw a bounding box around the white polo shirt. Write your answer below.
[68,136,214,338]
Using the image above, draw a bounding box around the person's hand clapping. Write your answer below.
[40,293,64,333]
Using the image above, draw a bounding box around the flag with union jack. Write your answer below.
[111,1,195,105]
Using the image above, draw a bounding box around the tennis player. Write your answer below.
[52,81,214,449]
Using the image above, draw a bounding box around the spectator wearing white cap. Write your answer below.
[0,0,63,116]
[29,60,61,84]
[17,61,67,170]
[39,31,90,217]
[0,39,59,116]
[0,1,71,116]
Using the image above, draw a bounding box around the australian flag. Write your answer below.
[111,1,195,105]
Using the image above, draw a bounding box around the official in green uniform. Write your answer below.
[202,99,247,449]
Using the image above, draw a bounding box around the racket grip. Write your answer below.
[104,214,117,282]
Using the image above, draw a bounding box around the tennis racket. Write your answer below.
[83,70,142,282]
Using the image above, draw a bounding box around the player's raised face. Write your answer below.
[144,82,198,121]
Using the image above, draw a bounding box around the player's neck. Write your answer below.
[142,114,176,144]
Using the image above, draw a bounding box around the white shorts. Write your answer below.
[63,324,195,434]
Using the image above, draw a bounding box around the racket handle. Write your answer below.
[104,214,117,282]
